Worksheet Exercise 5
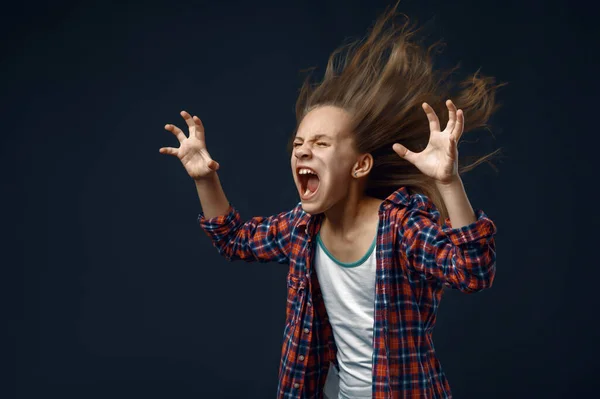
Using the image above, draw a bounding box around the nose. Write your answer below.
[294,145,311,159]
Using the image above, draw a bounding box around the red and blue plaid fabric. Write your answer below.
[198,186,496,398]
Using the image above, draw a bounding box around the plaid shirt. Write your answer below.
[198,186,496,398]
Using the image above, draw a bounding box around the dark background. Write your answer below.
[4,0,597,397]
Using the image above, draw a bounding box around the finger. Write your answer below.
[445,99,457,133]
[392,143,417,165]
[180,110,198,139]
[192,115,206,141]
[422,102,441,132]
[164,123,186,143]
[452,109,465,142]
[159,147,179,156]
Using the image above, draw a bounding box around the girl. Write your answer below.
[160,3,499,398]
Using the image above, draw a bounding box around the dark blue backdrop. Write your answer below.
[4,0,597,397]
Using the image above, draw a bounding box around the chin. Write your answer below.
[300,199,326,215]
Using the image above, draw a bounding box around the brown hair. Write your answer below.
[287,2,504,222]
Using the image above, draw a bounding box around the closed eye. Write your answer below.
[293,142,328,147]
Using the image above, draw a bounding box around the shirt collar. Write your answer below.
[295,186,410,233]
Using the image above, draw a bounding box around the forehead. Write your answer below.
[295,106,352,140]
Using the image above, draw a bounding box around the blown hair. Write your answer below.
[287,2,504,222]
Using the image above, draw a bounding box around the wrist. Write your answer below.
[435,175,462,192]
[194,173,218,186]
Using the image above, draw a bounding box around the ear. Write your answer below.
[354,153,374,176]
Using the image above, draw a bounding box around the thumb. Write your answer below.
[208,160,220,171]
[392,143,416,165]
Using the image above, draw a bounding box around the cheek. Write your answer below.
[328,158,352,176]
[323,166,350,188]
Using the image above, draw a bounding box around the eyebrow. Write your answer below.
[293,134,334,141]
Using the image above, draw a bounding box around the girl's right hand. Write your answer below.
[159,111,220,180]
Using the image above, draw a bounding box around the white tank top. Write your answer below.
[314,226,378,399]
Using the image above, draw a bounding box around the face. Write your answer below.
[290,106,360,214]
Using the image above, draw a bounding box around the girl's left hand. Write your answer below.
[392,99,464,185]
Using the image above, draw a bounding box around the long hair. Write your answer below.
[287,2,504,222]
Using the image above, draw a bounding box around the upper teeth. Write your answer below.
[298,169,317,175]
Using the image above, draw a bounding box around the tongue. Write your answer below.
[307,175,319,192]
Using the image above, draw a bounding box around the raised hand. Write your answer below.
[392,99,464,185]
[159,111,220,180]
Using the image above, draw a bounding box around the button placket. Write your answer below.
[287,275,307,326]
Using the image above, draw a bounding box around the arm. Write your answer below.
[160,110,296,263]
[195,172,231,219]
[392,100,497,292]
[194,161,295,263]
[436,176,476,229]
[400,194,496,293]
[198,202,299,264]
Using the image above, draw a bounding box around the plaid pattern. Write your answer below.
[198,186,496,398]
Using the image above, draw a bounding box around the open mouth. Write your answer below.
[297,167,320,200]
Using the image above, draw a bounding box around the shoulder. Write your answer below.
[278,201,309,230]
[388,188,441,221]
[384,192,445,250]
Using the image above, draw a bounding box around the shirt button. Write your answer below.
[294,383,300,389]
[303,328,309,333]
[305,273,310,279]
[298,355,305,361]
[307,302,312,307]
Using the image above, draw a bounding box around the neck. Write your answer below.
[323,189,381,237]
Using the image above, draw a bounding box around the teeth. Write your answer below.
[298,168,317,175]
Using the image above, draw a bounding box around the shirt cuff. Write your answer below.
[197,204,240,237]
[442,209,497,246]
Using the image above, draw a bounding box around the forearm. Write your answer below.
[402,191,496,293]
[197,201,296,265]
[195,173,231,219]
[435,176,476,229]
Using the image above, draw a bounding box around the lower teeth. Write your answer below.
[304,188,312,197]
